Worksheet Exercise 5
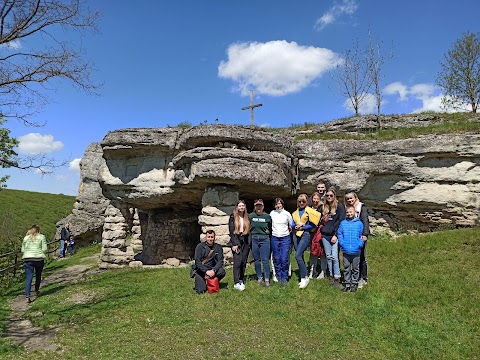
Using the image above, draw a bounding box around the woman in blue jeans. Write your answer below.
[320,188,345,288]
[21,225,48,303]
[291,194,321,289]
[250,199,272,288]
[270,198,293,286]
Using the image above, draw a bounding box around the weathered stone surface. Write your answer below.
[162,258,181,267]
[202,206,228,217]
[61,118,480,268]
[197,215,230,226]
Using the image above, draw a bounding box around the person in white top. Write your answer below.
[270,198,293,286]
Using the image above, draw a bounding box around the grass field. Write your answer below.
[0,189,75,250]
[0,227,479,359]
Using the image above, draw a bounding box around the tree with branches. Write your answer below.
[367,30,391,128]
[0,0,101,187]
[331,38,372,116]
[437,32,480,113]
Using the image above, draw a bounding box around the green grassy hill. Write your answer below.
[0,189,75,251]
[0,227,479,359]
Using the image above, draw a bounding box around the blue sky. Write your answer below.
[1,0,478,195]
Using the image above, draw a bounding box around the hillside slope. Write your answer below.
[0,189,75,250]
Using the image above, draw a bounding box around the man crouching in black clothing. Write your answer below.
[193,230,225,294]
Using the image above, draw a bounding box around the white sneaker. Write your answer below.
[240,282,246,291]
[316,271,325,280]
[234,283,245,291]
[299,277,310,289]
[358,279,367,289]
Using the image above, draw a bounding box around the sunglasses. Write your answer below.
[298,200,306,203]
[325,194,334,198]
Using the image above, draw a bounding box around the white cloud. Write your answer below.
[384,82,409,101]
[69,158,81,171]
[409,83,436,98]
[218,40,340,96]
[18,133,64,155]
[382,81,470,113]
[0,40,21,49]
[343,93,377,114]
[315,0,359,30]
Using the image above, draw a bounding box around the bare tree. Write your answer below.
[367,30,391,128]
[332,38,371,116]
[0,0,101,186]
[437,32,480,113]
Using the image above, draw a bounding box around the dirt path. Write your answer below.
[5,256,100,352]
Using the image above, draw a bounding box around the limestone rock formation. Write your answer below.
[60,118,480,268]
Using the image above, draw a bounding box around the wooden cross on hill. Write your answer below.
[241,89,263,125]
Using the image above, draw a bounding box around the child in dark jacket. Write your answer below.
[338,205,364,292]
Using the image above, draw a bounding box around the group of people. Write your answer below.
[193,181,370,294]
[21,223,76,304]
[60,222,75,258]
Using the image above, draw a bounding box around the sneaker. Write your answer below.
[25,297,31,304]
[273,275,278,283]
[264,280,271,288]
[299,277,310,289]
[342,286,350,292]
[257,277,264,285]
[316,271,325,280]
[234,283,245,291]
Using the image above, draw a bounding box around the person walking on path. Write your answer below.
[21,225,48,304]
[59,223,70,258]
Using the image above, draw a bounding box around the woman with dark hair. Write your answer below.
[321,188,345,288]
[291,193,321,289]
[229,200,251,291]
[21,225,48,303]
[308,192,328,280]
[270,197,293,286]
[344,191,370,288]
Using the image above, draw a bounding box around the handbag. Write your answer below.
[206,276,220,293]
[311,225,324,257]
[190,248,214,278]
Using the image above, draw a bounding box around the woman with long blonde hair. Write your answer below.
[291,193,321,289]
[320,188,345,288]
[21,225,48,303]
[229,200,251,291]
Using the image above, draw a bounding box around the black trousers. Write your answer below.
[359,241,368,281]
[194,268,226,294]
[233,238,250,284]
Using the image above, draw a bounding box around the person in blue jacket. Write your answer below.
[338,205,365,292]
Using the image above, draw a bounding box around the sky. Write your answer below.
[1,0,478,196]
